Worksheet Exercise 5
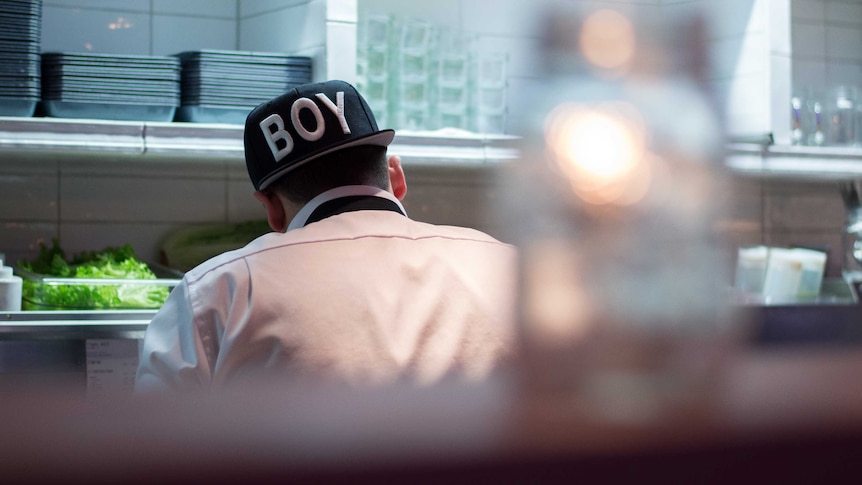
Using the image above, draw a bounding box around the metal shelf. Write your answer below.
[727,143,862,180]
[0,310,154,340]
[0,117,520,167]
[6,117,862,179]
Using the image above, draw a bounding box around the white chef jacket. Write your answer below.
[135,185,518,393]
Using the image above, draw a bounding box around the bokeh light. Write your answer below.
[579,9,636,71]
[544,101,652,205]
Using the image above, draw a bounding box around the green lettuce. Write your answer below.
[18,239,170,310]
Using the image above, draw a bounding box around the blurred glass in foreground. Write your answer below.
[499,6,742,424]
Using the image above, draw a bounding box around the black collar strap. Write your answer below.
[304,195,406,227]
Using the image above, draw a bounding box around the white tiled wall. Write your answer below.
[42,0,239,55]
[238,1,325,58]
[660,0,791,142]
[0,157,249,266]
[791,0,862,105]
[0,155,503,268]
[238,0,357,82]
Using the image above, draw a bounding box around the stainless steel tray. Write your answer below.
[0,309,156,340]
[16,262,182,311]
[732,278,858,306]
[740,279,862,346]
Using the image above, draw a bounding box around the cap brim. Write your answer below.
[257,129,396,191]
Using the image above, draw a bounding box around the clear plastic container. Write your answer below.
[16,263,181,311]
[735,246,768,294]
[795,248,828,298]
[762,248,804,301]
[498,7,739,424]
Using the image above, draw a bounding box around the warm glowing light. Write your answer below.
[544,102,652,205]
[548,106,637,180]
[579,9,635,71]
[524,240,593,345]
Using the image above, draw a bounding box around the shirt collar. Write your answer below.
[287,185,408,231]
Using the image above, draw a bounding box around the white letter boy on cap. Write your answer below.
[258,113,294,163]
[259,91,351,163]
[244,79,396,192]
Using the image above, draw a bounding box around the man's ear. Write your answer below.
[387,154,407,200]
[254,190,287,232]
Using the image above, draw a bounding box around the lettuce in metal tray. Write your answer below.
[17,239,176,310]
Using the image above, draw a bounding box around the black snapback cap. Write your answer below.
[244,80,395,191]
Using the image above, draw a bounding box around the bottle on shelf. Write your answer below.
[0,255,22,312]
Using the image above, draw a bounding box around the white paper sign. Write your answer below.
[85,339,140,398]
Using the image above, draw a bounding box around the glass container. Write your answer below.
[497,5,741,425]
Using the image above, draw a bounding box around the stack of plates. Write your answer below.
[174,50,312,124]
[40,52,181,121]
[0,0,42,117]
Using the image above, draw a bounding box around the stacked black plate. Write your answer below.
[40,52,181,121]
[174,50,312,124]
[0,0,42,117]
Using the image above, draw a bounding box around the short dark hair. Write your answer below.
[266,145,390,204]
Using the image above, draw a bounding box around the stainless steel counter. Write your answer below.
[6,117,862,179]
[0,311,149,396]
[0,117,520,168]
[0,310,154,340]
